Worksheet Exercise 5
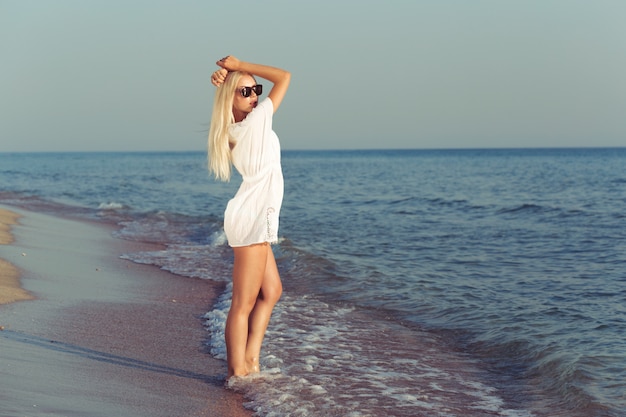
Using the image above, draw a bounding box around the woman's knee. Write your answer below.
[262,280,282,305]
[230,293,260,315]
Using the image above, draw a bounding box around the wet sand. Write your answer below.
[0,206,251,417]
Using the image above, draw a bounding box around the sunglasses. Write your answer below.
[239,84,263,98]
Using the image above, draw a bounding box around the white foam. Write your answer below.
[98,201,125,210]
[204,287,536,417]
[210,229,228,247]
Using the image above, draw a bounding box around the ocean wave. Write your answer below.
[496,203,550,215]
[204,287,536,417]
[98,201,127,210]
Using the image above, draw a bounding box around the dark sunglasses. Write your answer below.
[239,84,263,98]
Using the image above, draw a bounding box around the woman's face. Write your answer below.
[232,75,259,121]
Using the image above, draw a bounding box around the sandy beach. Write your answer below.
[0,209,34,305]
[0,206,252,417]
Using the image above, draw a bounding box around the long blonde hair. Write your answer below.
[207,71,247,181]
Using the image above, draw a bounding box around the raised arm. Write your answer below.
[216,56,291,113]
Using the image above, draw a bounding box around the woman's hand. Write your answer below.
[213,56,291,112]
[211,68,228,87]
[216,55,241,72]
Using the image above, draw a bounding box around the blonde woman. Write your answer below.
[208,55,291,379]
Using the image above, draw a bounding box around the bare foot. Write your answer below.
[225,374,248,388]
[227,366,249,380]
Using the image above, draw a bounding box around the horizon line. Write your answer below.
[1,145,625,154]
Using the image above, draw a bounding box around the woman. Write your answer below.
[208,55,291,379]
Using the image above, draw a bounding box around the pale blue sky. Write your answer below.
[1,0,625,152]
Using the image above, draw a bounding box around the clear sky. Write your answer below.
[1,0,625,152]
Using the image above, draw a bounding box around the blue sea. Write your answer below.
[1,148,624,416]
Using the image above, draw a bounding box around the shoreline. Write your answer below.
[0,205,252,417]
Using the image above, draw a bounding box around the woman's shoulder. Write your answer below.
[256,97,274,114]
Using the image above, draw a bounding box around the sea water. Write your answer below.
[1,148,624,416]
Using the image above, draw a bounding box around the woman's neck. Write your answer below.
[233,109,248,123]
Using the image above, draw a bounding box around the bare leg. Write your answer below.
[225,243,282,378]
[245,245,282,373]
[225,244,268,378]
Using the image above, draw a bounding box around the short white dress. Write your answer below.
[224,97,284,247]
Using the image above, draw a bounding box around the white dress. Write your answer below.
[224,97,284,247]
